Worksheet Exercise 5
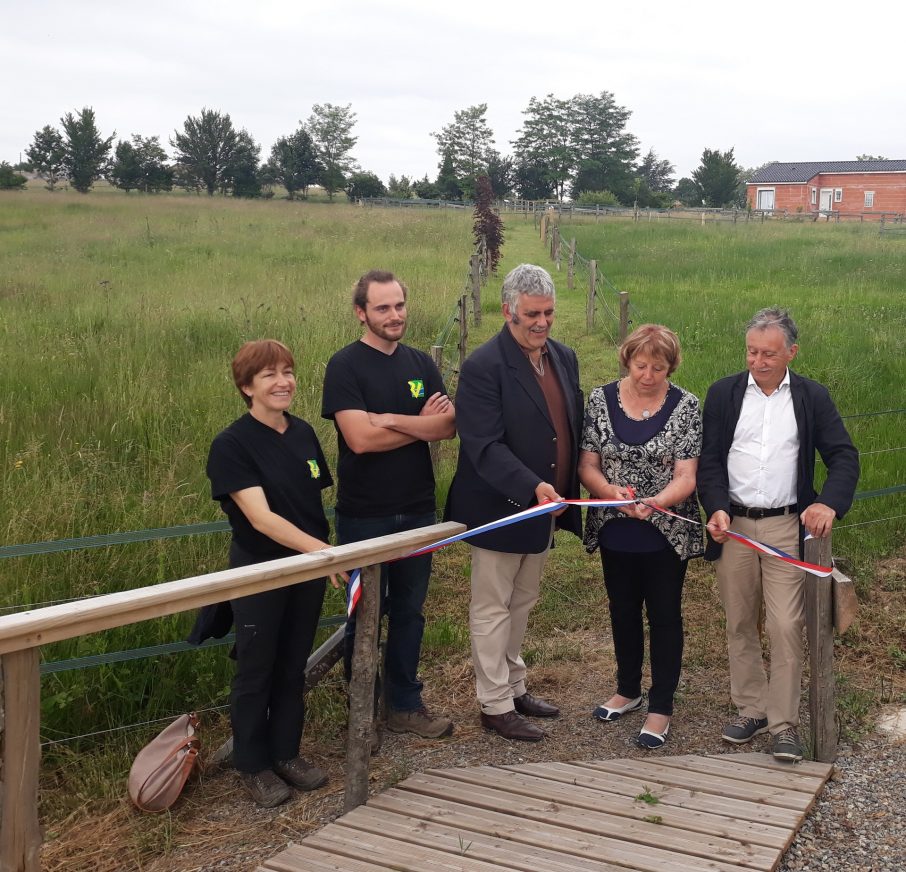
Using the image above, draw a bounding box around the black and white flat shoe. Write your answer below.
[593,696,643,722]
[637,722,670,749]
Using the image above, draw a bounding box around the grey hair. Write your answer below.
[746,307,799,348]
[501,263,555,311]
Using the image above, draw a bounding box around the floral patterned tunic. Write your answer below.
[582,381,704,561]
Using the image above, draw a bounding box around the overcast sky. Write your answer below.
[3,0,904,184]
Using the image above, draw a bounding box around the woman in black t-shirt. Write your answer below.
[196,339,344,808]
[579,325,703,750]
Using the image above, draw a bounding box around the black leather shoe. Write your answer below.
[514,693,560,718]
[480,710,545,741]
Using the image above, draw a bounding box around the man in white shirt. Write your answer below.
[699,308,858,761]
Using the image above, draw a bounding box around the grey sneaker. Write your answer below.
[274,756,328,791]
[772,727,804,762]
[240,769,292,808]
[721,715,769,744]
[387,705,454,738]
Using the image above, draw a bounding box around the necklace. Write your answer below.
[530,354,545,377]
[620,379,668,421]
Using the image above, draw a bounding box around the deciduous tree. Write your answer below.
[473,175,504,274]
[673,177,701,206]
[60,107,115,193]
[267,127,319,199]
[512,94,573,201]
[305,103,358,200]
[108,136,172,193]
[226,130,261,198]
[432,104,495,198]
[345,171,386,200]
[692,147,740,207]
[171,108,238,195]
[26,125,65,191]
[0,162,28,190]
[387,174,413,199]
[485,152,514,199]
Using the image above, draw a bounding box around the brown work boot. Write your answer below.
[480,710,545,741]
[274,756,328,791]
[239,769,291,808]
[386,705,454,738]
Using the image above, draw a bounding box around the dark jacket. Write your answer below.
[698,370,859,561]
[445,325,583,553]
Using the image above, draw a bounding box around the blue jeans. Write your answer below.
[336,511,435,712]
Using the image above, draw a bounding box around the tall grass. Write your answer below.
[560,217,906,569]
[0,190,472,740]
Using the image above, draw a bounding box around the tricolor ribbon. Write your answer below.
[345,496,833,617]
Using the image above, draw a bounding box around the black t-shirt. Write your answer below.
[206,412,332,564]
[321,340,445,517]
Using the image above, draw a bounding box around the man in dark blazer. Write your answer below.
[699,307,858,761]
[446,263,582,741]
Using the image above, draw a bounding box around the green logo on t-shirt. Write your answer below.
[307,459,320,479]
[408,379,425,398]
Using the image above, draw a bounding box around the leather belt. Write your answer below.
[729,503,798,520]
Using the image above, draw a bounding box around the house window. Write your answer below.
[810,187,817,205]
[864,191,875,208]
[756,188,775,210]
[834,188,843,203]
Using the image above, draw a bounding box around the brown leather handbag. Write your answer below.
[128,713,200,812]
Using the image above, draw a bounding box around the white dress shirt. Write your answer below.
[727,370,799,508]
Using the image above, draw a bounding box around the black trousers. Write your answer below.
[230,579,326,773]
[600,545,688,716]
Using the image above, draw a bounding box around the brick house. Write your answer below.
[746,160,906,216]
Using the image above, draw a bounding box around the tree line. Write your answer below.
[4,95,767,207]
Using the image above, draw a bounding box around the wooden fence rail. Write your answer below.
[0,522,464,872]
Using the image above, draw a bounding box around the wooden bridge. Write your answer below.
[259,751,833,872]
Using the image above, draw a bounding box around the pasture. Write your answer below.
[0,192,904,868]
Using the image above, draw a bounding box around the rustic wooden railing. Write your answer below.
[0,522,464,872]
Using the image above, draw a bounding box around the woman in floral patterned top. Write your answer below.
[578,324,703,749]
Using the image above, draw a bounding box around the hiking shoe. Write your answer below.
[772,727,804,762]
[274,756,328,791]
[721,715,769,744]
[239,769,291,808]
[387,705,454,738]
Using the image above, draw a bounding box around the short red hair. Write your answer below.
[231,340,295,407]
[619,324,682,375]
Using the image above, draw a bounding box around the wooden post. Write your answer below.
[587,260,596,330]
[618,290,630,344]
[469,254,481,327]
[344,563,382,811]
[0,649,42,872]
[804,534,836,763]
[458,294,468,373]
[567,238,576,290]
[540,212,547,242]
[429,345,444,466]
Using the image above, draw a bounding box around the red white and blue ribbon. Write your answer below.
[345,496,833,617]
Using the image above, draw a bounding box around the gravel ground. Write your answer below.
[142,657,905,872]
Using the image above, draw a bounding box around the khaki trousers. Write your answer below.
[469,536,552,715]
[716,513,805,733]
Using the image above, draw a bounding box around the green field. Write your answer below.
[557,215,906,567]
[1,191,904,752]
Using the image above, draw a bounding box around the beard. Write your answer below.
[365,312,407,342]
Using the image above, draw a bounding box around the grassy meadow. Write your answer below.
[0,189,473,742]
[557,215,906,569]
[0,192,903,801]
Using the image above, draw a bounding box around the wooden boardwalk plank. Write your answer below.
[377,784,763,872]
[397,772,774,869]
[660,755,829,793]
[428,764,791,849]
[263,752,832,872]
[338,806,626,872]
[707,752,834,779]
[506,761,800,827]
[579,759,814,810]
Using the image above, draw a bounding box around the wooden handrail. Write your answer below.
[0,524,463,655]
[0,521,464,872]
